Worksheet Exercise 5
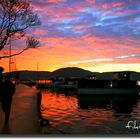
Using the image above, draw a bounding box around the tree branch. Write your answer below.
[0,36,40,59]
[0,0,41,52]
[0,47,29,59]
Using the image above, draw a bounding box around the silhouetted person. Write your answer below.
[0,66,4,82]
[1,75,15,123]
[0,80,2,102]
[0,66,4,102]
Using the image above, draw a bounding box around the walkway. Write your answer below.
[0,84,64,136]
[0,84,41,135]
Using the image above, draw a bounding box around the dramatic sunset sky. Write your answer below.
[0,0,140,72]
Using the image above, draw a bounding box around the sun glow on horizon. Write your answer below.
[0,0,140,73]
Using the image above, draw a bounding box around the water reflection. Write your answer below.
[112,96,138,114]
[40,89,140,134]
[78,95,139,114]
[41,90,78,121]
[78,95,111,109]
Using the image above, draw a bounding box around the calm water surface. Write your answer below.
[40,89,140,135]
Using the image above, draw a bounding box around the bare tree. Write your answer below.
[0,37,40,59]
[0,0,41,54]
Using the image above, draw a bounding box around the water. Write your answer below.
[40,89,140,135]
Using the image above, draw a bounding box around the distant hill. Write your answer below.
[5,68,140,81]
[5,67,96,80]
[6,70,51,81]
[49,67,95,78]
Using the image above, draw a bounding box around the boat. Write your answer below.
[75,79,140,95]
[36,81,77,90]
[36,72,140,95]
[78,87,140,95]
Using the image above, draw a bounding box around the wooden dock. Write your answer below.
[0,84,63,135]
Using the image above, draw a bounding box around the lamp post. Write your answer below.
[37,62,39,71]
[9,37,12,73]
[37,62,39,82]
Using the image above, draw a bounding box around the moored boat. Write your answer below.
[75,78,140,95]
[78,87,140,95]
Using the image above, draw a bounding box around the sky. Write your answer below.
[0,0,140,72]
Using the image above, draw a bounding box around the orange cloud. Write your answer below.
[1,35,140,72]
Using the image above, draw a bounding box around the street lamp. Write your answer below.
[9,37,12,73]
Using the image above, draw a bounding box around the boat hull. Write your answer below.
[78,87,140,95]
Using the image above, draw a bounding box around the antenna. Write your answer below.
[37,62,39,71]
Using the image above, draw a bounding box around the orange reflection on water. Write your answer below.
[38,80,52,83]
[40,90,115,129]
[41,90,78,125]
[39,90,140,134]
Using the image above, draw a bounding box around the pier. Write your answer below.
[0,84,62,135]
[0,84,40,135]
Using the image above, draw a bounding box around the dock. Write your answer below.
[0,84,63,135]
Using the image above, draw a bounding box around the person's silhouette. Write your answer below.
[0,66,4,100]
[1,75,15,123]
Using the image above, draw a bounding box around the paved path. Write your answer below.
[0,84,63,136]
[0,84,41,135]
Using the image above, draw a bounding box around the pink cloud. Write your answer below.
[30,1,48,11]
[48,0,67,3]
[102,2,123,10]
[31,0,87,22]
[32,28,48,36]
[86,0,96,5]
[73,24,90,30]
[46,2,86,18]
